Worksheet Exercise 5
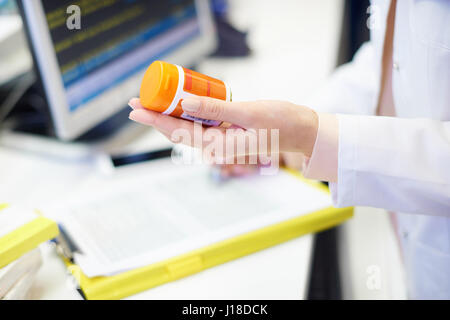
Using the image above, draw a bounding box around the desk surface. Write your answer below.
[1,0,343,299]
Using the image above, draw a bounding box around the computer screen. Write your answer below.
[19,0,215,140]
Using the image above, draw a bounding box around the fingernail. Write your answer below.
[128,99,138,109]
[129,110,156,125]
[182,98,201,113]
[129,111,144,123]
[128,112,138,121]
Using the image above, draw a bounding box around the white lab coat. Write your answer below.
[308,0,450,299]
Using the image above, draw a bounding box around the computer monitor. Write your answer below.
[18,0,216,140]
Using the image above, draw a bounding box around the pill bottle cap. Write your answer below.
[140,60,179,113]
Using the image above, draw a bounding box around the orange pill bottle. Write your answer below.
[139,60,232,127]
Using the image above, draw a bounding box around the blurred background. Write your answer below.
[0,0,406,300]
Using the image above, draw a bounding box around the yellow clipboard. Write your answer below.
[0,205,59,269]
[63,171,353,300]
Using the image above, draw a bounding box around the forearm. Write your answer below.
[305,113,450,216]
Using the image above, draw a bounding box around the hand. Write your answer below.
[128,96,318,157]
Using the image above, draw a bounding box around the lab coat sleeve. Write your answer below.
[306,42,379,115]
[333,114,450,217]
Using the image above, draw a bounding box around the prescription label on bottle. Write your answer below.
[180,113,221,126]
[139,61,232,127]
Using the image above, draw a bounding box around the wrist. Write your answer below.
[301,108,319,157]
[302,112,339,182]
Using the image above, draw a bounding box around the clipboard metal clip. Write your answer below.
[52,225,81,263]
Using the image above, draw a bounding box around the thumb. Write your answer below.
[181,97,254,127]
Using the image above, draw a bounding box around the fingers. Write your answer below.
[129,108,194,139]
[129,109,159,126]
[127,97,226,148]
[128,98,145,110]
[181,97,256,128]
[128,107,271,159]
[130,96,259,129]
[218,164,259,178]
[129,107,229,150]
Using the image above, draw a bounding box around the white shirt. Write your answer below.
[306,0,450,299]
